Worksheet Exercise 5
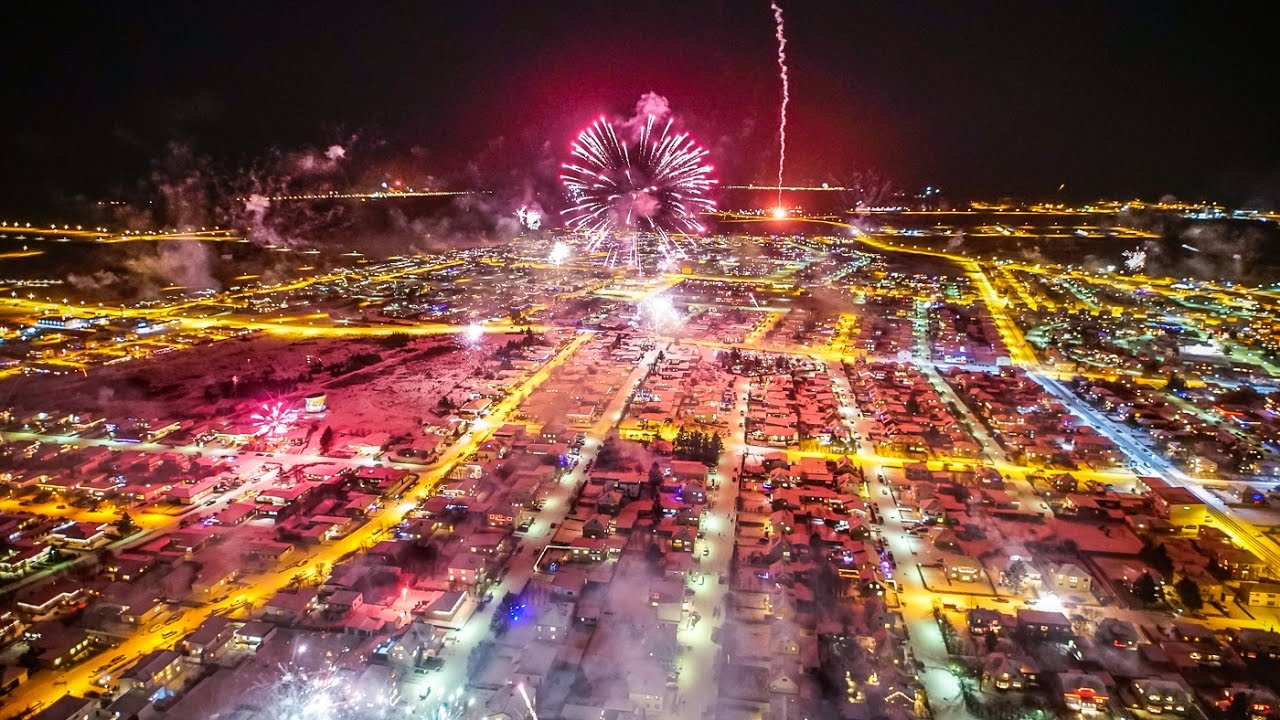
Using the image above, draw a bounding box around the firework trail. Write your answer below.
[518,683,539,720]
[771,0,790,211]
[1122,248,1146,272]
[560,109,717,268]
[1181,243,1202,253]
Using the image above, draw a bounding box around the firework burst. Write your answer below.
[252,401,300,436]
[516,205,543,230]
[548,240,571,265]
[561,112,716,269]
[1123,248,1147,272]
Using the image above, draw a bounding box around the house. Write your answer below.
[28,696,98,720]
[0,545,50,579]
[1049,562,1093,594]
[1238,582,1280,608]
[420,590,476,631]
[535,602,573,642]
[982,653,1034,691]
[234,621,276,649]
[17,583,85,616]
[380,620,448,669]
[23,622,94,669]
[167,476,222,505]
[1130,677,1193,715]
[1061,671,1112,713]
[629,665,668,716]
[945,555,983,583]
[1017,609,1073,642]
[181,615,237,663]
[262,589,316,623]
[116,649,184,696]
[669,460,707,483]
[1232,629,1280,663]
[47,521,110,550]
[324,590,364,615]
[1141,478,1207,527]
[447,553,486,587]
[1096,618,1139,649]
[968,608,1005,636]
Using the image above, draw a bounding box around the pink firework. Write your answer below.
[561,113,716,267]
[252,401,300,436]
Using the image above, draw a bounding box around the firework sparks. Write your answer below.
[642,293,683,329]
[516,205,542,230]
[771,0,790,214]
[252,401,300,436]
[518,683,539,720]
[255,663,361,720]
[548,240,571,265]
[463,322,485,346]
[1123,248,1147,272]
[560,108,717,268]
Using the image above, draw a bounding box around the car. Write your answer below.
[162,630,178,639]
[702,546,709,557]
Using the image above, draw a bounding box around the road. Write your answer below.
[409,338,666,715]
[667,372,750,719]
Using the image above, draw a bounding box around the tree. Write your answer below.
[1133,572,1160,605]
[650,490,664,530]
[1174,577,1204,611]
[1227,693,1251,720]
[648,462,663,489]
[984,630,999,653]
[1003,559,1028,590]
[645,541,663,572]
[1140,542,1174,578]
[708,433,724,464]
[319,426,334,454]
[114,513,136,536]
[595,435,624,472]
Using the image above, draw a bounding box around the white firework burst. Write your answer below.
[560,112,717,268]
[252,401,300,436]
[516,205,542,230]
[1123,249,1146,272]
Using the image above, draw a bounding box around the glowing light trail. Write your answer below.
[771,0,790,213]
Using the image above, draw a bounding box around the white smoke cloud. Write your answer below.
[67,270,123,291]
[325,144,346,161]
[622,92,672,139]
[633,92,671,121]
[123,242,220,293]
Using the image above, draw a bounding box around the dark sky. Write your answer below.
[2,0,1277,215]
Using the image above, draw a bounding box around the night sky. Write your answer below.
[2,1,1277,214]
